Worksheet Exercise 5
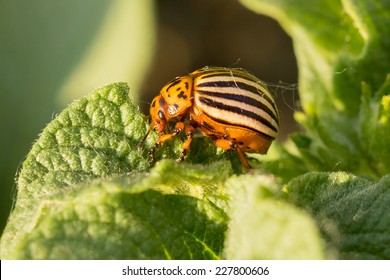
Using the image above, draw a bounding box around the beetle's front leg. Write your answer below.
[178,124,195,162]
[149,122,185,162]
[159,122,185,143]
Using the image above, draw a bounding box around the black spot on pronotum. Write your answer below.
[158,110,166,121]
[178,91,188,100]
[185,82,189,90]
[159,97,166,106]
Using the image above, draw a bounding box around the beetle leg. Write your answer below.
[231,140,252,169]
[148,122,185,162]
[235,146,251,169]
[178,124,195,162]
[156,122,185,144]
[148,141,159,162]
[213,138,251,169]
[138,127,152,151]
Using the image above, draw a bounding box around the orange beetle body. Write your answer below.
[143,67,279,168]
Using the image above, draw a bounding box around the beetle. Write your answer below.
[140,66,279,168]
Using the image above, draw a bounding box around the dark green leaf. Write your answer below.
[286,172,390,259]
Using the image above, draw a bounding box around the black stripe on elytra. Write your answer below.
[197,90,278,124]
[201,113,275,141]
[197,80,277,113]
[198,97,278,133]
[199,71,260,87]
[199,71,259,84]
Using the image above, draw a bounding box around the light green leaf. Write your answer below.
[286,172,390,259]
[224,174,325,259]
[359,75,390,175]
[1,162,230,259]
[241,0,390,177]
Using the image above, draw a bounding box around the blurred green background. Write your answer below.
[0,0,297,235]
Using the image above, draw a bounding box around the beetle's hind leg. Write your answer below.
[235,146,251,169]
[213,138,251,169]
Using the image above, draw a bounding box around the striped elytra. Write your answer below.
[141,66,279,168]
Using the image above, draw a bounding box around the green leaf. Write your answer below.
[4,0,389,260]
[286,172,390,259]
[1,161,231,259]
[16,82,151,200]
[359,75,390,175]
[224,174,325,259]
[241,0,390,177]
[0,83,232,259]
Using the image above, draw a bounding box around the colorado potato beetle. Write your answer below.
[140,66,279,168]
